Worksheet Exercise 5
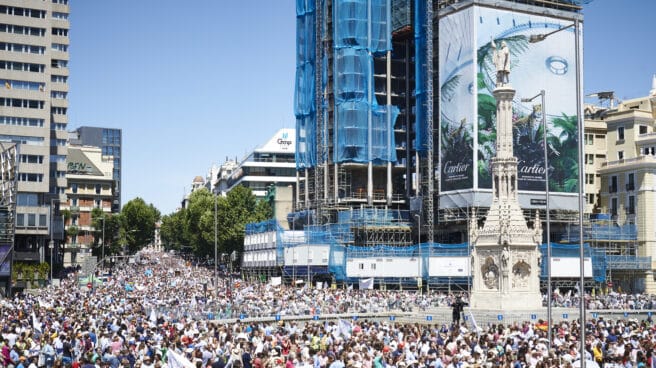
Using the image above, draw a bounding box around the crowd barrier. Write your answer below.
[207,308,656,328]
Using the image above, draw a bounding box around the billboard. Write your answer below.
[439,5,580,194]
[550,257,592,278]
[428,257,470,277]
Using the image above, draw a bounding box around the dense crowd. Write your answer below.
[0,250,655,368]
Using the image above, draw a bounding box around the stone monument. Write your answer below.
[469,40,543,310]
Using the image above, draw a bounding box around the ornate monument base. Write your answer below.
[468,75,543,310]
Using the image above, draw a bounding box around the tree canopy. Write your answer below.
[160,186,272,259]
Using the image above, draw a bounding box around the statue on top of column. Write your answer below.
[491,37,510,86]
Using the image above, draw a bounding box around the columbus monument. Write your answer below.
[469,39,543,310]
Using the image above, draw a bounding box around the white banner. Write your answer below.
[167,350,195,368]
[359,278,374,290]
[270,276,282,286]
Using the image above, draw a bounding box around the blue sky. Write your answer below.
[68,1,655,215]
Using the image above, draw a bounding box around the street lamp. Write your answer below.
[49,198,60,283]
[96,216,105,272]
[522,90,551,348]
[414,213,421,293]
[529,20,584,363]
[214,190,218,290]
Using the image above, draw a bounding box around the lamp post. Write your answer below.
[522,90,551,348]
[49,198,60,282]
[214,191,217,289]
[414,213,421,293]
[529,19,584,363]
[98,216,105,272]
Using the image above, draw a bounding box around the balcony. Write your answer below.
[69,206,79,214]
[626,183,635,191]
[600,155,656,172]
[608,186,617,193]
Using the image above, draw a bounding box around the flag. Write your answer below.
[166,350,195,368]
[149,309,157,323]
[270,277,282,286]
[316,281,323,290]
[359,278,374,290]
[338,319,352,339]
[467,308,480,336]
[31,312,41,333]
[347,284,353,290]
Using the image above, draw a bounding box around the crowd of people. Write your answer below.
[0,250,655,368]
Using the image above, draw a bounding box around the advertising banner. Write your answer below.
[439,7,475,191]
[475,6,579,192]
[439,5,579,194]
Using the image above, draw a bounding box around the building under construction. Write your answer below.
[293,0,588,241]
[249,0,653,291]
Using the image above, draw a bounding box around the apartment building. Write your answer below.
[0,0,70,269]
[61,144,114,267]
[596,86,656,292]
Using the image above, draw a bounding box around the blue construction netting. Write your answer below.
[337,207,408,225]
[295,0,317,169]
[333,0,398,165]
[539,243,606,283]
[413,0,428,154]
[245,219,282,235]
[244,217,608,283]
[559,223,638,242]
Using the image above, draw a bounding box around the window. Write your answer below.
[358,263,364,270]
[618,151,624,160]
[51,43,68,52]
[0,23,45,37]
[52,12,69,20]
[585,174,594,184]
[627,195,635,215]
[1,79,44,91]
[50,91,67,99]
[585,134,594,145]
[0,42,45,54]
[51,75,68,83]
[0,116,44,127]
[371,263,376,270]
[52,0,69,4]
[18,173,43,182]
[0,6,45,19]
[51,59,67,68]
[71,183,78,193]
[95,184,101,194]
[585,154,594,165]
[640,125,648,135]
[618,126,625,141]
[611,197,618,216]
[39,214,47,227]
[17,194,38,206]
[19,154,43,164]
[587,193,595,204]
[610,176,618,193]
[51,107,67,115]
[28,214,35,227]
[16,214,24,227]
[51,28,68,37]
[627,173,635,191]
[95,199,101,208]
[0,60,45,73]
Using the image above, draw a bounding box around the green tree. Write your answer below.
[182,189,216,257]
[90,208,122,258]
[121,198,160,253]
[160,209,188,251]
[217,186,271,255]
